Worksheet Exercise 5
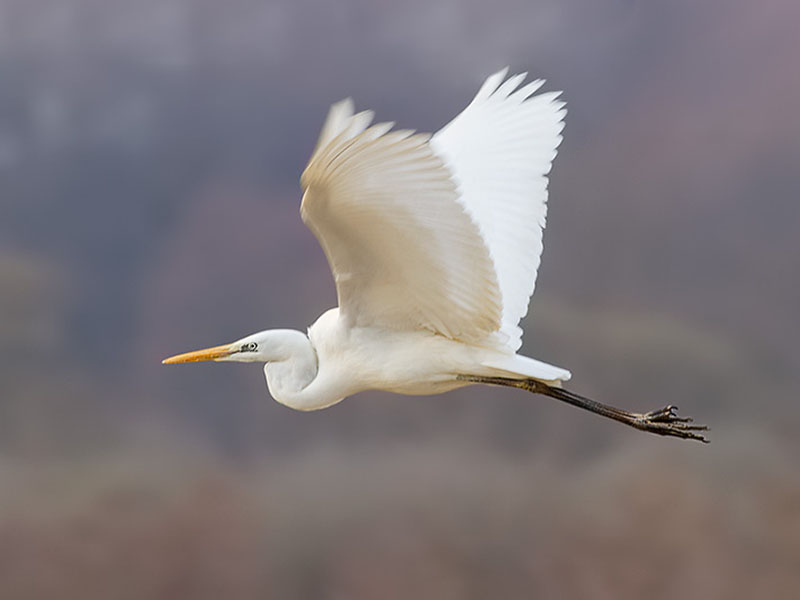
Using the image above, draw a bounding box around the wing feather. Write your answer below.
[301,101,503,342]
[431,69,566,351]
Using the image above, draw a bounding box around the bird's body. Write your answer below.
[164,68,709,441]
[258,307,569,411]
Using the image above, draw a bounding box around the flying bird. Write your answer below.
[163,68,708,442]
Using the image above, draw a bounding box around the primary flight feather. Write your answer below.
[164,68,708,442]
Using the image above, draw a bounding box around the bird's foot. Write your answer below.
[632,405,709,443]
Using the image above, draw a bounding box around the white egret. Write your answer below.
[163,68,708,442]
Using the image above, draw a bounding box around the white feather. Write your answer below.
[301,101,504,343]
[164,71,724,442]
[165,70,574,415]
[431,68,566,352]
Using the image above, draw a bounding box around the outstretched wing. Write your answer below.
[431,68,566,352]
[301,100,502,342]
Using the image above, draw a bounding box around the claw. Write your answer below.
[635,405,710,443]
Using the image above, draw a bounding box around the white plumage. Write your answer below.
[302,67,566,354]
[163,68,711,442]
[166,68,572,408]
[300,106,503,344]
[432,68,566,351]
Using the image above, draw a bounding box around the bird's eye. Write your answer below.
[242,342,257,352]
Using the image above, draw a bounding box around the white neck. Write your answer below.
[259,329,319,406]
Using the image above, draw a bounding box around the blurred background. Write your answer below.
[1,0,799,597]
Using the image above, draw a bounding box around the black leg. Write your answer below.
[457,375,709,443]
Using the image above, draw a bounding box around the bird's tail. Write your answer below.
[480,353,571,385]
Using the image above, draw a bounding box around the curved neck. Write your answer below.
[261,330,319,406]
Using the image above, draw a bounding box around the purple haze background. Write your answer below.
[1,0,799,597]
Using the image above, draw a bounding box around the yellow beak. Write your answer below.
[162,343,235,364]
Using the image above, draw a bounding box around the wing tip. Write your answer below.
[475,68,566,109]
[332,97,354,112]
[474,67,510,102]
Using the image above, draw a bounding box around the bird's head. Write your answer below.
[162,329,319,407]
[162,331,285,365]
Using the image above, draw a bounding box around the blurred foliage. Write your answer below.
[1,438,798,599]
